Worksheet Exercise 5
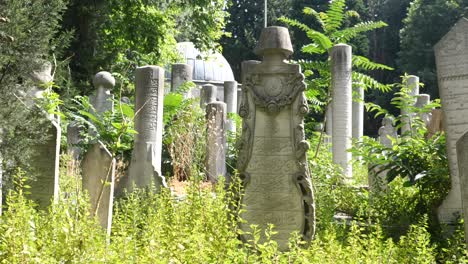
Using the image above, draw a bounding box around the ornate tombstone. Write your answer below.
[434,17,468,223]
[237,26,315,250]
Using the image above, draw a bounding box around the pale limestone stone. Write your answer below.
[223,81,238,134]
[457,132,468,246]
[352,84,364,139]
[331,44,353,178]
[401,75,420,135]
[127,66,167,191]
[82,141,115,236]
[31,61,53,85]
[378,116,397,148]
[237,87,242,113]
[171,63,193,95]
[434,17,468,223]
[67,122,82,160]
[415,94,432,127]
[91,71,114,115]
[200,84,217,109]
[205,101,227,182]
[238,26,315,251]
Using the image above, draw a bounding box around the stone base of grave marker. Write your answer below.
[82,141,115,235]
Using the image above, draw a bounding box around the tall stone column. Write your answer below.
[237,26,315,251]
[82,71,116,233]
[200,84,217,109]
[331,44,353,178]
[223,81,238,134]
[401,75,420,135]
[171,63,193,96]
[205,101,227,183]
[128,66,166,191]
[352,84,364,139]
[434,18,468,223]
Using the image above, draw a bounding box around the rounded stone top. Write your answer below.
[93,71,115,89]
[254,26,293,57]
[382,116,395,126]
[171,42,235,82]
[31,61,53,84]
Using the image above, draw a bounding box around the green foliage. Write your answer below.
[279,0,391,118]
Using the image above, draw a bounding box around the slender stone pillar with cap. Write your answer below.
[401,75,420,135]
[237,26,315,250]
[82,71,116,234]
[127,66,167,191]
[331,44,353,178]
[205,101,227,182]
[223,81,238,134]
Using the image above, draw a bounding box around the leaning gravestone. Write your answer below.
[127,66,166,191]
[331,44,353,179]
[28,61,61,208]
[205,101,227,183]
[237,26,315,250]
[434,17,468,223]
[82,71,115,233]
[82,141,115,236]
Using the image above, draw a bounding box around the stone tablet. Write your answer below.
[127,66,166,191]
[200,84,217,109]
[29,118,61,208]
[205,101,227,182]
[82,141,115,235]
[171,63,193,95]
[434,17,468,223]
[237,26,315,250]
[331,44,353,178]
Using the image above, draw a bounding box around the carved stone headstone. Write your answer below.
[200,84,217,109]
[205,101,227,182]
[352,84,364,139]
[223,81,238,134]
[434,18,468,223]
[401,75,420,135]
[237,26,315,250]
[82,141,115,235]
[427,109,444,139]
[127,66,167,191]
[28,62,61,208]
[331,44,353,178]
[171,63,193,96]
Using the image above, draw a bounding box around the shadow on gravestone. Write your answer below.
[237,26,315,251]
[434,17,468,223]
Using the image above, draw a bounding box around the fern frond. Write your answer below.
[332,21,387,43]
[353,72,392,92]
[324,0,346,33]
[302,43,326,55]
[353,55,393,71]
[278,16,312,32]
[298,60,329,72]
[345,10,360,19]
[303,7,326,31]
[306,30,333,51]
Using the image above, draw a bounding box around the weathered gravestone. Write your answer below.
[456,132,468,246]
[28,62,61,208]
[205,101,227,183]
[128,66,167,191]
[331,44,353,178]
[82,142,115,235]
[415,94,432,127]
[434,17,468,223]
[427,109,444,139]
[401,75,420,135]
[224,81,238,134]
[171,63,193,96]
[237,26,315,250]
[82,71,115,233]
[200,84,217,109]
